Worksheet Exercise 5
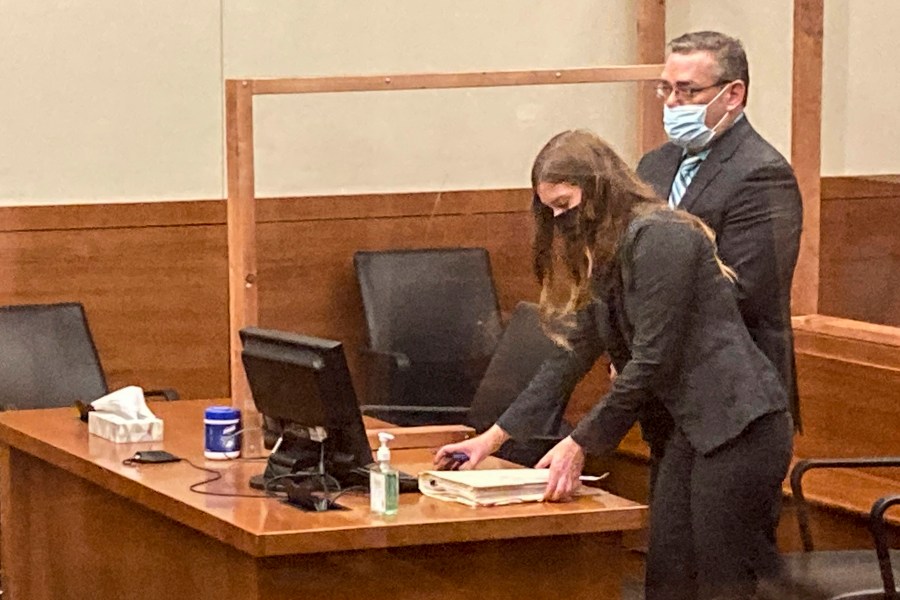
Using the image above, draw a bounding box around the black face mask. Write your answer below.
[553,205,581,236]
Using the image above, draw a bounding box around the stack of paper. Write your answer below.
[418,468,605,507]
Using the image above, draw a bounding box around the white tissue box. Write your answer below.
[88,411,164,443]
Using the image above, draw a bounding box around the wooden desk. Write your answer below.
[0,400,646,600]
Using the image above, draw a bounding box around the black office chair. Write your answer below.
[0,302,178,411]
[354,248,504,426]
[774,458,900,599]
[361,301,571,465]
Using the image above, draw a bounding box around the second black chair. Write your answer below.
[361,301,571,465]
[354,247,504,426]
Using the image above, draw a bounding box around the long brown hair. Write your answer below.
[530,130,731,339]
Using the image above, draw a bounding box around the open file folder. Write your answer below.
[418,468,607,507]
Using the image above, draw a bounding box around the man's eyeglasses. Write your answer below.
[655,80,732,102]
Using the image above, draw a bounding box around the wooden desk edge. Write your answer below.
[366,424,475,450]
[0,420,647,558]
[259,503,648,556]
[0,423,266,555]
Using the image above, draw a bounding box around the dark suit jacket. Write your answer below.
[573,212,786,455]
[498,211,787,456]
[636,116,802,426]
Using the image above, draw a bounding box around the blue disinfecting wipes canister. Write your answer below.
[204,406,241,459]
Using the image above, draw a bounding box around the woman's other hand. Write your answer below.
[535,435,585,502]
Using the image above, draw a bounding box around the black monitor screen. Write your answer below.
[239,327,373,490]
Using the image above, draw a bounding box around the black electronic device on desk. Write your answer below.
[239,327,419,505]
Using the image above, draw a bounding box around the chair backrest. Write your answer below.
[0,302,109,410]
[467,301,563,433]
[354,248,503,362]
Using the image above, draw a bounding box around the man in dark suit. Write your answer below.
[637,31,803,429]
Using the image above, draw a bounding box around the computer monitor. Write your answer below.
[239,327,374,491]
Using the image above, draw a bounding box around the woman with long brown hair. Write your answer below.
[436,130,793,599]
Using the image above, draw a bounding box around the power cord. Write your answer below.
[183,459,271,498]
[121,444,369,508]
[121,453,269,498]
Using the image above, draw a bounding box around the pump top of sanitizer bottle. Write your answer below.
[376,431,394,469]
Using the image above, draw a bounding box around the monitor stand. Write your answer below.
[249,435,363,492]
[249,444,320,491]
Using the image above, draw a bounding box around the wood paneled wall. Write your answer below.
[0,176,895,403]
[820,175,900,326]
[0,191,540,401]
[0,201,230,399]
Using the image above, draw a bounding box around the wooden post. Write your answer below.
[225,80,259,448]
[636,0,667,155]
[791,0,824,316]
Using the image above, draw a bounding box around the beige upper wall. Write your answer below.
[821,0,899,176]
[0,0,640,205]
[0,1,895,206]
[225,0,639,197]
[0,1,223,205]
[672,0,900,177]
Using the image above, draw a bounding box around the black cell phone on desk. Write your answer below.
[127,450,181,464]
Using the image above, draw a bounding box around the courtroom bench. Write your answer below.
[788,316,900,528]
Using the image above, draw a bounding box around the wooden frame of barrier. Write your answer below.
[225,63,668,420]
[225,64,664,418]
[225,0,826,426]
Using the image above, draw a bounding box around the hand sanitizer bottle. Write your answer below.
[370,432,399,515]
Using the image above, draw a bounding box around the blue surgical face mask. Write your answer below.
[663,84,732,152]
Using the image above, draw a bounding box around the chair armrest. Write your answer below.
[144,388,179,401]
[790,457,900,551]
[360,405,470,415]
[360,404,469,427]
[359,347,411,370]
[870,494,900,597]
[357,347,412,407]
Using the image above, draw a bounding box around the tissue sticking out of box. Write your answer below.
[88,386,164,443]
[91,385,156,420]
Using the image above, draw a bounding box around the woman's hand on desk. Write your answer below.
[536,436,585,502]
[434,424,509,470]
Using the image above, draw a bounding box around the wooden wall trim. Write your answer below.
[0,201,224,233]
[822,175,900,201]
[8,174,896,232]
[3,176,894,232]
[0,189,531,232]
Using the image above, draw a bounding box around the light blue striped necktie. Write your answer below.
[668,153,705,208]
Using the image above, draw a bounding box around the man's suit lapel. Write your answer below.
[652,145,683,201]
[678,160,722,213]
[678,117,752,213]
